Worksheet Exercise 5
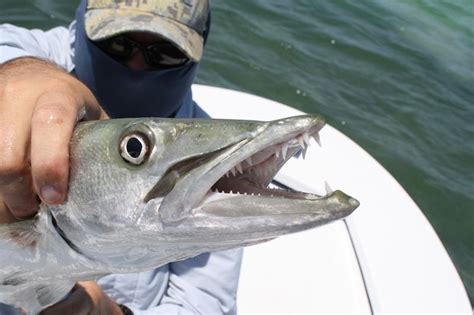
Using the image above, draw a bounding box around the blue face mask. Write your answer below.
[73,0,209,119]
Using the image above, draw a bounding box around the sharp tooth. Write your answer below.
[303,132,311,146]
[298,135,305,149]
[230,190,234,194]
[302,146,307,159]
[312,132,321,147]
[246,157,253,166]
[225,172,230,178]
[236,163,243,174]
[281,143,288,159]
[275,149,280,158]
[231,168,236,176]
[324,181,334,194]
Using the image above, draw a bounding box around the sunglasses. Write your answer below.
[96,35,190,69]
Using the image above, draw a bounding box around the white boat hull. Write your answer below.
[193,84,471,313]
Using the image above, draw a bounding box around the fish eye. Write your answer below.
[120,133,149,165]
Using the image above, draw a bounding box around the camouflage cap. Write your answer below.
[85,0,209,61]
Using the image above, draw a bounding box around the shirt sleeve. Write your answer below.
[127,249,243,315]
[0,23,73,70]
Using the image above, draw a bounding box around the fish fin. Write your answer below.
[0,219,40,247]
[0,281,75,315]
[2,272,28,286]
[35,281,76,309]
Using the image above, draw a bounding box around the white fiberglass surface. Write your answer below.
[192,84,471,313]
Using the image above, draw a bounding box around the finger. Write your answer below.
[78,281,102,315]
[30,81,107,205]
[30,90,85,205]
[0,166,39,219]
[74,80,108,121]
[40,284,92,315]
[0,199,18,224]
[76,281,122,315]
[0,94,39,218]
[0,175,39,220]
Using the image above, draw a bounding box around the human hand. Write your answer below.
[40,281,124,315]
[0,57,107,223]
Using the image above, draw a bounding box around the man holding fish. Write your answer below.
[0,1,243,314]
[0,1,358,314]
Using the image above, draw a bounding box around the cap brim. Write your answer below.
[85,9,203,62]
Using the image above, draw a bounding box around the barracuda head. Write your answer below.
[51,116,359,271]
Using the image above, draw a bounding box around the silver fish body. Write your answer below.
[0,116,359,313]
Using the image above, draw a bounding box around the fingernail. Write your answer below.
[40,185,62,204]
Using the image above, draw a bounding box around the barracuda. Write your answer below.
[0,115,359,313]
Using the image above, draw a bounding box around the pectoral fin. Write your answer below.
[0,219,39,248]
[0,281,75,315]
[35,281,76,309]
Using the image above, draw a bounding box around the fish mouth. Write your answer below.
[143,130,315,205]
[144,115,358,224]
[142,115,357,226]
[208,126,321,200]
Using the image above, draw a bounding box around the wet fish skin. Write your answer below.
[0,116,359,314]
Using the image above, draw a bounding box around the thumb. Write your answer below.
[40,284,92,315]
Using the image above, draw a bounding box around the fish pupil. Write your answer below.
[126,137,143,158]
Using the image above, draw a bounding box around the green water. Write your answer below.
[1,0,473,304]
